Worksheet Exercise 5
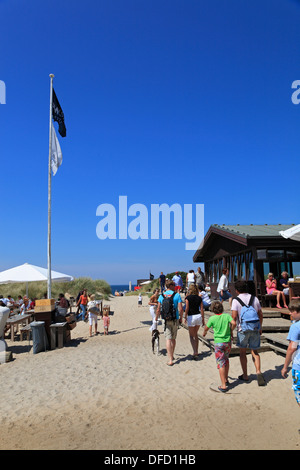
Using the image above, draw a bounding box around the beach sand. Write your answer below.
[0,294,299,450]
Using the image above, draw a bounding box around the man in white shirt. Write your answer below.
[217,268,232,307]
[172,272,183,293]
[231,280,266,386]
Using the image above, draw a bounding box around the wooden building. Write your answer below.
[193,224,300,304]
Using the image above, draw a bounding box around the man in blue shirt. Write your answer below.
[155,280,183,366]
[281,300,300,406]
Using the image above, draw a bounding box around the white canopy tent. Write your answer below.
[279,224,300,242]
[0,263,74,296]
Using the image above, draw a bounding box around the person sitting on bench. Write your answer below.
[265,273,288,309]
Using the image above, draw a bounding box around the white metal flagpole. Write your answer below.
[47,73,54,299]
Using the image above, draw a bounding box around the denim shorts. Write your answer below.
[219,290,232,301]
[236,329,260,349]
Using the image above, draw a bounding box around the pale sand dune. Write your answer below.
[0,295,299,450]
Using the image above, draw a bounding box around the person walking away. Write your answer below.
[103,309,110,335]
[217,268,232,307]
[87,294,100,337]
[281,300,300,407]
[172,272,183,293]
[148,288,159,331]
[138,292,142,306]
[186,270,195,289]
[184,284,205,359]
[231,280,266,386]
[155,280,183,366]
[203,301,235,392]
[77,289,88,322]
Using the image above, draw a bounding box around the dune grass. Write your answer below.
[0,277,112,300]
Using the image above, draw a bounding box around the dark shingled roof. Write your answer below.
[210,224,296,239]
[193,224,299,262]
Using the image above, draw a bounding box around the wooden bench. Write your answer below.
[20,324,32,341]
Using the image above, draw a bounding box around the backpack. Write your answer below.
[235,295,260,332]
[161,292,177,322]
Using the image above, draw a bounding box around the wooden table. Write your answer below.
[6,314,31,341]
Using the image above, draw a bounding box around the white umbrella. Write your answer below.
[0,263,74,296]
[279,224,300,241]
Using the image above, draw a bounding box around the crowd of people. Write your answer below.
[0,294,35,313]
[147,269,300,404]
[0,289,109,338]
[2,269,299,406]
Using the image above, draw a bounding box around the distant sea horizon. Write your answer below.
[110,284,137,293]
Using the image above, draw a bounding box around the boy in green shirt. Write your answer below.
[203,301,236,392]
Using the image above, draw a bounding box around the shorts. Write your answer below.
[187,314,202,327]
[236,329,260,349]
[292,369,300,404]
[218,290,232,301]
[175,286,181,292]
[88,313,98,326]
[164,319,179,340]
[215,342,231,369]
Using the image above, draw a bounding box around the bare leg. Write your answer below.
[219,363,229,389]
[166,339,176,365]
[251,349,262,374]
[239,348,249,380]
[189,326,200,356]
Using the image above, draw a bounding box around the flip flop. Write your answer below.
[218,386,229,393]
[257,373,266,386]
[238,374,249,382]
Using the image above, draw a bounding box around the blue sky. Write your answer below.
[0,0,299,284]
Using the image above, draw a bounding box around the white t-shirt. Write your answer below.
[199,290,211,305]
[217,274,228,292]
[231,293,261,332]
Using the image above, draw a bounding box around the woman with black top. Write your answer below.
[184,284,205,359]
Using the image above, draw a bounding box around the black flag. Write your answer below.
[52,88,66,137]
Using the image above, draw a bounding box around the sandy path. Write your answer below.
[0,295,299,450]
